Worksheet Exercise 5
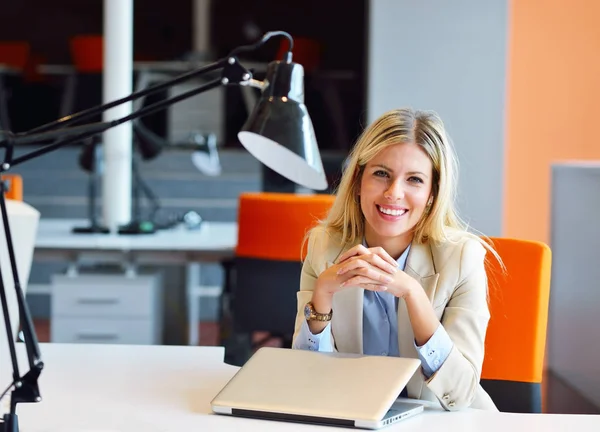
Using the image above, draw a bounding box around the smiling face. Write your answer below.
[358,142,433,254]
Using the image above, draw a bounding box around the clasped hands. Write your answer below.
[315,244,417,299]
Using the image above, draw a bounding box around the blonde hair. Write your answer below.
[314,107,502,266]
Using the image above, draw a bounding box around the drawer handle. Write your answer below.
[76,298,119,305]
[75,333,119,341]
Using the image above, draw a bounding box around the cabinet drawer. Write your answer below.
[51,317,156,345]
[51,274,159,318]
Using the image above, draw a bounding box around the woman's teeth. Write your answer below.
[377,205,407,216]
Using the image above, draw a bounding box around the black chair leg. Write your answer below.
[223,332,253,367]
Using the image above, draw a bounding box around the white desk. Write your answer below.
[34,218,237,263]
[33,218,237,345]
[2,343,598,431]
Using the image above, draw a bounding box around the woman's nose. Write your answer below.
[383,180,405,201]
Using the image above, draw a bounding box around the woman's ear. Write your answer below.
[427,196,434,206]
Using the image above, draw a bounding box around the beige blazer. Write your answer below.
[292,227,498,412]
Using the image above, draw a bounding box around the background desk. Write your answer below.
[2,343,598,431]
[33,218,237,346]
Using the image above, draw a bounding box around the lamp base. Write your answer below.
[118,220,156,235]
[0,413,18,432]
[72,224,110,234]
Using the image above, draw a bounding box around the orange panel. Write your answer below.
[1,174,23,201]
[482,237,552,383]
[504,1,600,243]
[236,192,335,261]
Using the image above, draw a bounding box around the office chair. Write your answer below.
[221,192,335,365]
[481,237,552,413]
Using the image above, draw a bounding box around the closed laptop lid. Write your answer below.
[211,347,421,422]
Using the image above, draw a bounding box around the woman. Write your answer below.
[292,107,501,411]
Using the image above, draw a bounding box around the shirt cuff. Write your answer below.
[414,324,454,378]
[292,319,334,352]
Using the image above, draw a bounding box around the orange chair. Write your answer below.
[1,174,23,201]
[222,192,335,365]
[0,42,30,70]
[481,237,552,412]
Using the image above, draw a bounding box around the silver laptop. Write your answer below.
[211,347,424,429]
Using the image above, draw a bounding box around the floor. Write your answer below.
[33,319,600,415]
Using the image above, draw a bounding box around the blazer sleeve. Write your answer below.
[291,228,337,351]
[423,239,490,411]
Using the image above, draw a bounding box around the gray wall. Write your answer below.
[367,0,508,236]
[548,163,600,408]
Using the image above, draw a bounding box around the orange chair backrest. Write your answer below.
[0,41,30,70]
[482,237,552,383]
[1,174,23,201]
[236,192,335,261]
[70,34,103,73]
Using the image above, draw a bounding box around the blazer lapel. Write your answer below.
[398,241,440,398]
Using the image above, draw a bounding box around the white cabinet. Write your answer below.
[50,273,162,345]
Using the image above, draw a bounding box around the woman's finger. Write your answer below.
[340,276,388,291]
[337,255,397,276]
[341,266,393,285]
[364,253,398,274]
[336,244,369,264]
[369,246,398,268]
[336,244,398,269]
[336,257,367,275]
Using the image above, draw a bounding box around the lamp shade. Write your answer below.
[190,132,221,176]
[238,61,328,191]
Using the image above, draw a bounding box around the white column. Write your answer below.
[102,0,133,232]
[192,0,211,53]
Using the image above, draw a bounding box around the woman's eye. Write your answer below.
[408,176,423,184]
[374,170,389,178]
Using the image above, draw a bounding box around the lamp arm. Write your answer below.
[0,30,295,432]
[0,180,43,432]
[24,61,225,138]
[22,30,293,138]
[0,67,232,432]
[0,56,254,171]
[1,77,225,170]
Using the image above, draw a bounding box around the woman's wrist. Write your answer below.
[402,278,422,302]
[308,284,333,335]
[403,278,440,346]
[312,283,333,314]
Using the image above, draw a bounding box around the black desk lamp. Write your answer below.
[77,125,223,235]
[0,30,327,432]
[75,121,162,235]
[116,120,164,235]
[72,135,110,233]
